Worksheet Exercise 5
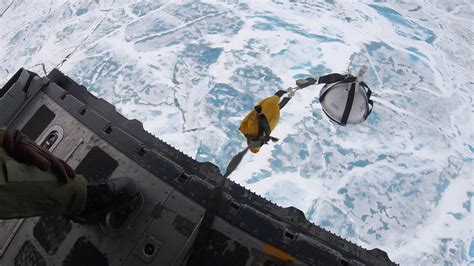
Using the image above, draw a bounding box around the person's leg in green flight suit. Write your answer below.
[0,128,139,227]
[0,147,87,219]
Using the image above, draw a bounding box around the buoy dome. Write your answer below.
[319,81,371,125]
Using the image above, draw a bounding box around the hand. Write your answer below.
[3,129,76,183]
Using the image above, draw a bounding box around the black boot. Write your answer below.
[70,177,139,226]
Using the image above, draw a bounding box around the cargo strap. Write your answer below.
[187,92,288,264]
[186,146,250,264]
[186,72,373,264]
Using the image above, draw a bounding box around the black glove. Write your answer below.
[3,129,76,183]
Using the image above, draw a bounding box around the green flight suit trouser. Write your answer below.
[0,148,87,219]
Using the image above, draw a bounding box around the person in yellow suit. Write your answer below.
[0,127,138,227]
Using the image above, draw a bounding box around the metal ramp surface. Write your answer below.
[0,68,395,265]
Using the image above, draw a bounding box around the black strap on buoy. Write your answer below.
[361,82,374,118]
[340,82,356,126]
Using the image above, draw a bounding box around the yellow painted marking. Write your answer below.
[263,243,297,261]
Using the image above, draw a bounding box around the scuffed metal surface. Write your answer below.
[33,216,72,255]
[14,241,46,266]
[173,215,195,238]
[63,237,109,266]
[197,229,250,266]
